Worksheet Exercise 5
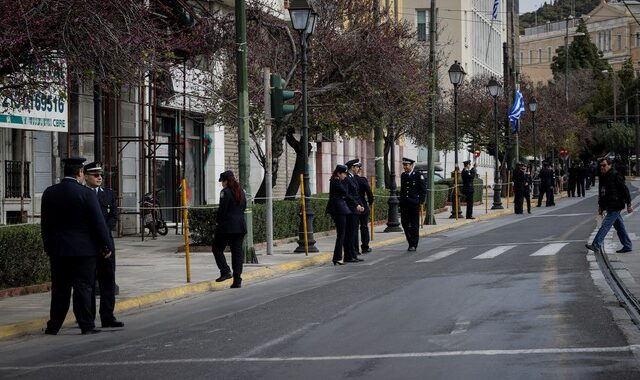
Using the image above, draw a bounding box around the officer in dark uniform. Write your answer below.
[523,165,532,214]
[355,163,374,253]
[345,159,364,262]
[41,157,113,335]
[461,160,476,219]
[400,157,426,251]
[84,161,124,328]
[326,164,363,265]
[513,162,526,214]
[537,161,555,206]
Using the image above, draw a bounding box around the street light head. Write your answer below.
[487,76,502,98]
[305,11,318,35]
[288,0,313,32]
[448,60,466,86]
[529,97,538,113]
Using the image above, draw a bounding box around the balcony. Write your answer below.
[4,161,30,199]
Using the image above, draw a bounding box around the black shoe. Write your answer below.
[616,248,632,253]
[333,260,344,266]
[114,284,120,296]
[344,259,359,263]
[230,278,242,288]
[81,329,101,335]
[362,247,372,253]
[466,216,475,219]
[215,273,232,282]
[356,258,365,262]
[44,328,58,335]
[408,246,416,252]
[102,320,124,328]
[585,244,601,253]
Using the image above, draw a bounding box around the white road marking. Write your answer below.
[360,257,388,266]
[530,243,568,256]
[450,321,470,334]
[416,248,462,263]
[472,245,516,260]
[3,345,639,370]
[529,213,592,218]
[240,323,320,358]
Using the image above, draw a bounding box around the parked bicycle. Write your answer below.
[140,192,168,237]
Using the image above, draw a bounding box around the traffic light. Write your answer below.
[270,73,295,121]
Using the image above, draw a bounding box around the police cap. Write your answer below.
[345,158,361,168]
[62,157,86,169]
[218,170,235,182]
[335,164,348,173]
[84,161,103,173]
[402,157,415,165]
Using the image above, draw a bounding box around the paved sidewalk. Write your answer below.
[0,192,569,340]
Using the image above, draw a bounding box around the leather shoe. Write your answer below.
[215,273,232,282]
[102,320,124,328]
[44,328,58,335]
[362,247,372,253]
[230,278,242,288]
[356,258,365,262]
[81,329,101,335]
[344,259,359,263]
[616,248,632,253]
[585,244,601,253]
[408,246,416,252]
[466,216,475,219]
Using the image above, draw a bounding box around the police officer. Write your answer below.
[41,157,113,335]
[326,164,363,265]
[523,165,532,214]
[513,162,526,214]
[538,162,555,207]
[461,160,476,219]
[345,159,364,262]
[84,161,124,328]
[400,157,426,251]
[355,163,374,253]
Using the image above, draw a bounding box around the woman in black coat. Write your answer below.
[326,165,363,265]
[212,170,247,288]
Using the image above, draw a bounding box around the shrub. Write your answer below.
[436,177,484,203]
[0,224,49,289]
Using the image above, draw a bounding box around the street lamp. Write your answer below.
[448,60,465,218]
[564,15,573,106]
[289,0,319,253]
[529,97,539,198]
[487,76,503,210]
[384,124,402,232]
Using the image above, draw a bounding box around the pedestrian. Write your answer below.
[567,162,577,197]
[345,159,365,262]
[537,162,555,207]
[523,165,532,214]
[41,157,113,335]
[513,162,526,214]
[576,162,586,197]
[590,161,597,187]
[84,161,124,328]
[356,166,374,253]
[461,160,476,219]
[400,157,427,252]
[212,170,247,288]
[326,165,363,265]
[586,158,633,254]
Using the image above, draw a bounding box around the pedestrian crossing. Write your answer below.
[416,242,573,263]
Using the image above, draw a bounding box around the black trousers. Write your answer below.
[359,211,370,250]
[345,214,359,260]
[568,179,576,197]
[212,232,245,278]
[330,214,347,261]
[400,205,420,248]
[538,186,555,206]
[465,192,474,218]
[514,190,524,214]
[576,178,585,197]
[92,253,116,323]
[524,192,531,213]
[47,255,97,333]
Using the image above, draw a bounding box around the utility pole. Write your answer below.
[264,68,273,255]
[236,0,257,263]
[425,0,437,225]
[373,0,385,189]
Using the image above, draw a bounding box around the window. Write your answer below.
[548,47,552,62]
[529,50,533,64]
[618,34,622,50]
[417,10,428,42]
[636,32,640,47]
[538,48,542,63]
[520,51,524,65]
[607,30,612,51]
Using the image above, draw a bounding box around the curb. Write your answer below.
[0,205,517,341]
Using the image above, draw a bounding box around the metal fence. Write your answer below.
[4,161,30,198]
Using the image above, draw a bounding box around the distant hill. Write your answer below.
[519,0,601,33]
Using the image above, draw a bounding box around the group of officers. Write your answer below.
[41,157,123,335]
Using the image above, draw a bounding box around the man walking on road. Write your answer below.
[586,157,633,254]
[537,162,555,207]
[400,157,426,252]
[84,161,124,329]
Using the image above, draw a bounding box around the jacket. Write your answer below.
[461,167,476,194]
[41,178,113,257]
[345,173,364,213]
[598,168,631,212]
[326,178,357,215]
[216,187,247,234]
[400,170,426,207]
[539,167,554,188]
[97,187,118,230]
[356,174,374,213]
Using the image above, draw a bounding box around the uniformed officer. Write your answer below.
[356,166,374,253]
[84,161,124,328]
[399,157,426,251]
[513,162,526,214]
[538,161,555,207]
[345,159,364,262]
[461,160,476,219]
[326,164,363,265]
[41,157,113,335]
[212,170,247,288]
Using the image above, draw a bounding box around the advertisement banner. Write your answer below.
[0,91,68,132]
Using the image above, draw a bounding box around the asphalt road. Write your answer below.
[2,189,640,379]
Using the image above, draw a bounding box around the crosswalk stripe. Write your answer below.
[473,245,516,260]
[416,248,462,263]
[530,243,568,256]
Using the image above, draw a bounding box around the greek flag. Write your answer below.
[492,0,499,19]
[508,89,525,132]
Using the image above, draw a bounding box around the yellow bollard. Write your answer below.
[506,171,511,209]
[485,172,489,214]
[181,178,191,283]
[370,176,375,241]
[299,173,309,256]
[454,171,459,221]
[420,204,424,229]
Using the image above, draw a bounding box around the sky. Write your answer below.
[519,0,544,14]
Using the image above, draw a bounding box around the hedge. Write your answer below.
[0,224,49,289]
[436,177,484,203]
[190,189,390,246]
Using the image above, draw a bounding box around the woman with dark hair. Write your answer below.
[326,164,364,265]
[212,170,247,288]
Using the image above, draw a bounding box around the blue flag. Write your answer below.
[508,89,525,132]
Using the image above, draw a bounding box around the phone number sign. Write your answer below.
[0,92,68,132]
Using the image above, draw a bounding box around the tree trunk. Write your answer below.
[383,129,391,189]
[284,130,306,199]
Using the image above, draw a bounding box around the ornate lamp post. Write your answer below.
[289,0,319,253]
[385,124,402,232]
[448,61,465,218]
[487,77,503,209]
[529,97,539,198]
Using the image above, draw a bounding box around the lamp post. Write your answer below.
[385,124,402,232]
[448,61,465,218]
[487,77,503,209]
[564,15,573,106]
[289,0,319,253]
[529,97,538,198]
